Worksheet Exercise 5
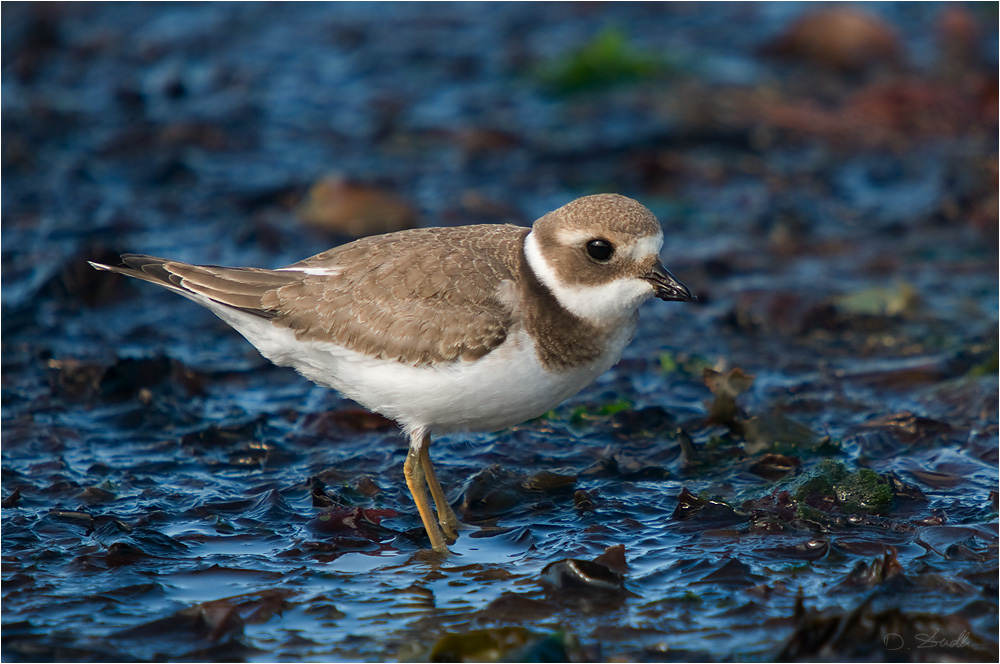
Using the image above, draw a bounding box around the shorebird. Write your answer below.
[91,193,695,553]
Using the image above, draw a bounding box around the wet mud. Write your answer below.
[2,3,997,662]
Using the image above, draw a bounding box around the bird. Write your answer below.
[90,193,695,553]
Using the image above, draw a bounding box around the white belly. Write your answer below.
[209,303,636,435]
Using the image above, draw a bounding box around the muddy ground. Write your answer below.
[2,2,998,662]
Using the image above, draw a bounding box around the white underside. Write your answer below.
[201,297,638,437]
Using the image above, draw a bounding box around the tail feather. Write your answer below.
[89,254,289,319]
[89,254,184,290]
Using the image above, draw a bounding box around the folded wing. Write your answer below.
[91,224,528,366]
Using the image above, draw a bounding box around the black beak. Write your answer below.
[644,262,696,302]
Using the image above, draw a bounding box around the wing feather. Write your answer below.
[96,224,528,365]
[266,224,528,364]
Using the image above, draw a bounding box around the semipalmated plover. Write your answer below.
[90,193,695,553]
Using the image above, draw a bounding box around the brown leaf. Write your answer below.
[2,487,22,508]
[693,558,764,587]
[541,557,626,594]
[673,487,743,524]
[762,8,901,72]
[748,453,802,480]
[859,411,958,445]
[704,367,755,429]
[835,546,906,590]
[593,544,628,574]
[297,175,417,236]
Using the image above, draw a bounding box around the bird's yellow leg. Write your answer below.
[404,434,449,554]
[418,438,459,541]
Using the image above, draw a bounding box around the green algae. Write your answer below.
[536,26,669,95]
[793,460,894,514]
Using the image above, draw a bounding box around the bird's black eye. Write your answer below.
[586,239,614,262]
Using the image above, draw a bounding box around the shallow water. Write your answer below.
[3,2,998,662]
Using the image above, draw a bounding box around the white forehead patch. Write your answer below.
[631,232,664,260]
[554,227,599,246]
[554,227,663,262]
[525,231,655,323]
